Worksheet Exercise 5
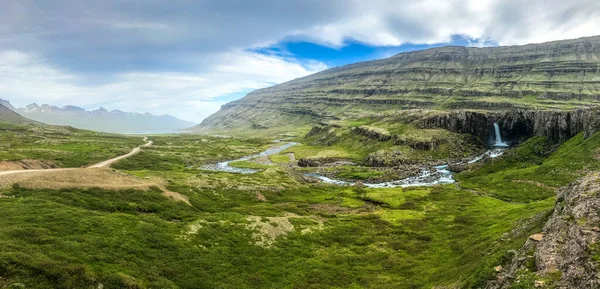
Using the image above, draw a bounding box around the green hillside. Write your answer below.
[0,104,33,125]
[196,36,600,134]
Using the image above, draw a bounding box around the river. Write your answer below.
[203,142,506,188]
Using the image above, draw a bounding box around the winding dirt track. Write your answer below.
[89,137,153,168]
[0,137,152,177]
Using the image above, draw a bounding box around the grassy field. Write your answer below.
[0,122,143,167]
[3,129,591,288]
[457,132,600,203]
[112,135,272,172]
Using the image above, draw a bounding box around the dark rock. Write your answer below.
[416,108,600,145]
[364,150,413,167]
[394,135,440,151]
[353,126,392,141]
[448,163,472,173]
[486,173,600,289]
[251,123,268,129]
[305,125,340,146]
[298,158,340,167]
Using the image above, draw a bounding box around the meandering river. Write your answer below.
[202,142,299,174]
[204,142,506,188]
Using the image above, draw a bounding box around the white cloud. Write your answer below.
[292,0,600,47]
[0,50,325,122]
[1,0,600,123]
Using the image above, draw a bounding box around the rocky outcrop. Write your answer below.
[393,135,442,151]
[251,123,268,130]
[487,173,600,289]
[364,150,414,167]
[416,108,600,145]
[447,162,472,173]
[352,126,392,141]
[305,124,340,146]
[298,158,338,167]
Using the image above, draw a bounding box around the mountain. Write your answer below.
[9,101,196,133]
[196,35,600,133]
[0,103,33,124]
[0,99,17,112]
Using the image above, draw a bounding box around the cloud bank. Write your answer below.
[1,0,599,121]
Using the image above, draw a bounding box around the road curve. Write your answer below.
[0,137,152,176]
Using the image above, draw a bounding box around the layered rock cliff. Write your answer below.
[196,36,600,133]
[487,173,600,289]
[412,107,600,145]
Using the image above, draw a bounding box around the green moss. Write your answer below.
[458,132,600,203]
[2,127,588,288]
[297,120,482,165]
[335,166,384,181]
[269,154,291,164]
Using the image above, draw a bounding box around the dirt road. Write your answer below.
[89,137,153,168]
[0,137,152,176]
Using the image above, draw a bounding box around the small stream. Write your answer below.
[202,142,298,174]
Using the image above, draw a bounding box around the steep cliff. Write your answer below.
[487,173,600,289]
[413,107,600,145]
[196,36,600,133]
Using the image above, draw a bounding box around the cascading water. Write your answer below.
[493,123,509,148]
[204,141,507,189]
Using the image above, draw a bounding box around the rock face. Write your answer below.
[487,173,600,289]
[0,99,17,112]
[352,126,392,141]
[415,108,600,145]
[196,36,600,132]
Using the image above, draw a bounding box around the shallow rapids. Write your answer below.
[204,142,506,188]
[307,149,505,188]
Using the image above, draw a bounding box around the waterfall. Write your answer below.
[493,123,509,147]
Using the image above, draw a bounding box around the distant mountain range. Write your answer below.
[0,102,33,124]
[0,99,196,133]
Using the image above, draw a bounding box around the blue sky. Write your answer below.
[258,35,496,68]
[0,0,598,122]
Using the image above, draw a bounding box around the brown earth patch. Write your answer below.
[0,168,152,190]
[255,192,267,202]
[594,148,600,160]
[0,168,190,205]
[511,180,558,190]
[0,159,56,171]
[160,187,191,206]
[310,203,377,215]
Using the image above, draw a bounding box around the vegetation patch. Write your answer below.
[458,132,600,203]
[0,123,143,167]
[3,124,597,288]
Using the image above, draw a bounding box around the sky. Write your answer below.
[1,0,599,123]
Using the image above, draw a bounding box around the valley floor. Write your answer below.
[0,123,599,288]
